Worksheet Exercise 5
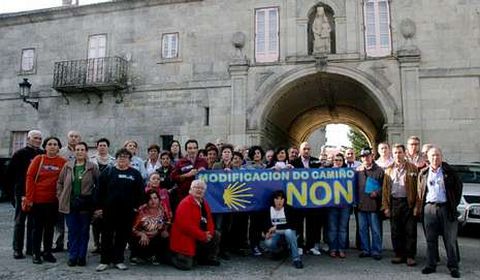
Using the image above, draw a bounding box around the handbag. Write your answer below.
[22,155,45,212]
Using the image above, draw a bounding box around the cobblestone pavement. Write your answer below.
[0,202,479,279]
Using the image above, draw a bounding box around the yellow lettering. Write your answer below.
[309,181,331,206]
[287,182,307,206]
[333,180,353,204]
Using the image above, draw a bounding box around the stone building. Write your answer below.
[0,0,479,161]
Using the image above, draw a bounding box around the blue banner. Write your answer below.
[198,168,357,213]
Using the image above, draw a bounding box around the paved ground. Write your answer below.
[0,202,479,280]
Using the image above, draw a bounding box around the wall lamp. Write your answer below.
[19,78,39,110]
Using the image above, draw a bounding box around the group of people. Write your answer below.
[5,131,463,278]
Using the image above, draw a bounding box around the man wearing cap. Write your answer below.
[416,147,462,278]
[356,147,384,260]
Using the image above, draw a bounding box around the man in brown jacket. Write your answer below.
[382,144,418,266]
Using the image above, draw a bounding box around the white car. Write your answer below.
[451,163,480,228]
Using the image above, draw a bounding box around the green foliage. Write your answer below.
[347,128,369,155]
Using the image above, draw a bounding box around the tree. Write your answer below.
[347,128,369,156]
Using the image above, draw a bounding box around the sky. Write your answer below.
[325,124,351,147]
[0,0,110,14]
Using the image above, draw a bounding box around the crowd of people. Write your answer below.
[5,130,463,278]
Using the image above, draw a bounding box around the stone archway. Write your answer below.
[249,65,401,148]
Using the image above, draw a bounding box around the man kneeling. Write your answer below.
[263,190,303,269]
[170,179,220,270]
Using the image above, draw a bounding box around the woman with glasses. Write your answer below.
[24,136,67,264]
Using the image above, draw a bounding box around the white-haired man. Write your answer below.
[7,130,44,259]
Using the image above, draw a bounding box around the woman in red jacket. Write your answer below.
[24,136,67,264]
[170,179,220,270]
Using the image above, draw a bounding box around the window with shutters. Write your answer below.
[363,0,391,57]
[255,7,279,63]
[162,33,179,59]
[20,48,36,73]
[11,131,28,155]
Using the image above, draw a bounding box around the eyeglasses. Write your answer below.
[32,137,42,140]
[334,159,343,162]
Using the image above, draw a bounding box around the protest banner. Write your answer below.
[198,168,357,213]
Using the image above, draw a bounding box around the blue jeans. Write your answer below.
[358,211,382,256]
[263,229,300,262]
[327,207,350,253]
[65,211,91,261]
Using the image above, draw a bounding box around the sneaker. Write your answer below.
[338,252,346,258]
[67,259,77,267]
[114,263,128,270]
[252,246,262,256]
[308,247,321,256]
[43,253,57,263]
[298,248,303,256]
[129,257,139,266]
[293,260,304,269]
[96,263,109,272]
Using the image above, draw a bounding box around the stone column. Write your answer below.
[398,19,422,140]
[383,122,404,145]
[228,63,249,146]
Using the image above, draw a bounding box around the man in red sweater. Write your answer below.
[171,139,208,206]
[170,179,220,270]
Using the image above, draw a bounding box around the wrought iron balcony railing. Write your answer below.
[53,56,128,92]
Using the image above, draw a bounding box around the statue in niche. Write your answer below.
[312,6,331,54]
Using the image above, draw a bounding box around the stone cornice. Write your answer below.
[0,0,202,27]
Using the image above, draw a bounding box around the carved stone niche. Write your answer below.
[397,18,420,57]
[308,4,336,55]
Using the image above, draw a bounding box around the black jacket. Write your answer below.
[417,162,463,221]
[6,145,44,199]
[291,156,321,169]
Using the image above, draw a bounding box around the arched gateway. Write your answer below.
[248,64,403,148]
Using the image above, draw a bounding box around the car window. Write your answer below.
[451,165,480,184]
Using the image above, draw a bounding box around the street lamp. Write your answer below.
[18,78,39,110]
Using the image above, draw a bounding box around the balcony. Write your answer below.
[53,56,128,93]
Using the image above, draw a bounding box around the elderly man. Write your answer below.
[382,144,418,266]
[170,179,220,270]
[345,148,361,169]
[288,146,299,163]
[416,147,462,278]
[291,142,322,256]
[59,130,81,162]
[406,136,425,168]
[7,130,44,259]
[356,147,384,260]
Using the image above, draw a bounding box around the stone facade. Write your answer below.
[0,0,479,161]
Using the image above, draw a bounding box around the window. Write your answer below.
[255,7,279,63]
[87,34,107,83]
[20,49,35,73]
[204,107,210,126]
[160,135,174,151]
[162,33,179,59]
[11,131,28,155]
[363,0,391,57]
